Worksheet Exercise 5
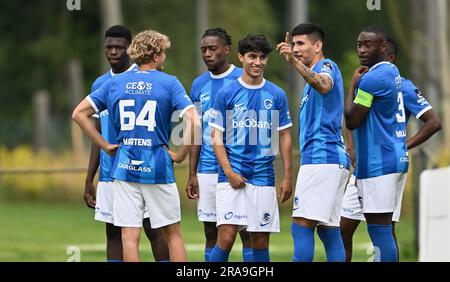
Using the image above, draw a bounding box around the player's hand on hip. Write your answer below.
[83,182,96,209]
[164,145,185,163]
[104,144,119,156]
[278,179,293,203]
[186,176,199,199]
[227,171,246,189]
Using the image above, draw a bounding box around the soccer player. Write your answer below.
[208,34,293,262]
[340,36,441,262]
[83,25,169,262]
[73,30,200,262]
[277,23,350,262]
[186,28,253,262]
[344,26,409,262]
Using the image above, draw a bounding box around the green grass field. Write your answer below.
[0,201,417,262]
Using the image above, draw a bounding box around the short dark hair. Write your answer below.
[386,36,398,57]
[361,25,387,41]
[202,28,232,46]
[291,23,325,43]
[105,25,132,43]
[238,34,273,55]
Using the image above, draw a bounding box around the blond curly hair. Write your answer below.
[127,30,171,65]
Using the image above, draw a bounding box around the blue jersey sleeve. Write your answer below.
[358,71,386,97]
[317,60,335,90]
[276,89,292,130]
[208,88,227,132]
[170,77,194,117]
[87,80,110,113]
[403,80,432,119]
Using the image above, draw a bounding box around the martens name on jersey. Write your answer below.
[123,138,152,147]
[118,159,152,173]
[125,81,153,95]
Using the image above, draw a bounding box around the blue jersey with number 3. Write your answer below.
[88,70,194,184]
[353,62,408,179]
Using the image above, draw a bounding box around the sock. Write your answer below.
[106,259,123,262]
[367,224,398,262]
[317,227,346,262]
[242,247,253,262]
[209,246,230,262]
[205,247,213,262]
[291,222,315,262]
[252,248,270,262]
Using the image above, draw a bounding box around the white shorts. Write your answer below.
[356,173,407,217]
[197,173,218,222]
[112,180,180,228]
[216,182,280,233]
[94,181,149,224]
[292,164,350,227]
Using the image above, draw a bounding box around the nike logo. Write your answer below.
[260,222,270,227]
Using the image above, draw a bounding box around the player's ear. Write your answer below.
[315,40,323,54]
[224,45,231,56]
[238,53,244,63]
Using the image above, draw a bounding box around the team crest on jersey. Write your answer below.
[320,62,333,74]
[264,99,273,109]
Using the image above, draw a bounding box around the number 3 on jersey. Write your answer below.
[396,92,406,123]
[119,99,157,131]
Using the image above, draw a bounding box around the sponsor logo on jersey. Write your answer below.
[396,130,407,138]
[118,159,152,173]
[234,103,247,112]
[125,81,153,95]
[232,118,271,129]
[200,92,210,102]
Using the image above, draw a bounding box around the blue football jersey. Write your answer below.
[88,69,194,184]
[299,59,349,168]
[190,65,242,173]
[91,64,138,182]
[402,78,432,122]
[353,62,408,179]
[209,77,292,186]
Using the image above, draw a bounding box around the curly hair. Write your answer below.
[127,30,171,65]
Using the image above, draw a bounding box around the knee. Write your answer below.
[204,223,218,243]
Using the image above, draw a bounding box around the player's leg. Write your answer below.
[121,227,141,261]
[112,180,147,262]
[340,217,360,262]
[238,229,253,262]
[391,173,406,261]
[340,174,363,262]
[142,183,187,262]
[203,222,217,261]
[197,173,219,261]
[392,222,399,261]
[359,173,404,262]
[245,183,280,262]
[160,222,187,261]
[292,217,316,262]
[209,182,246,262]
[106,223,123,261]
[94,181,123,261]
[142,217,169,262]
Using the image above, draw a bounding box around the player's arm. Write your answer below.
[84,118,100,209]
[211,128,246,189]
[406,109,441,150]
[278,128,293,203]
[186,144,201,199]
[343,120,356,167]
[277,32,332,94]
[344,66,370,130]
[72,98,118,155]
[166,107,201,163]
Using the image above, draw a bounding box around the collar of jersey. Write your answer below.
[238,77,266,89]
[368,61,391,72]
[210,64,235,79]
[110,63,137,77]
